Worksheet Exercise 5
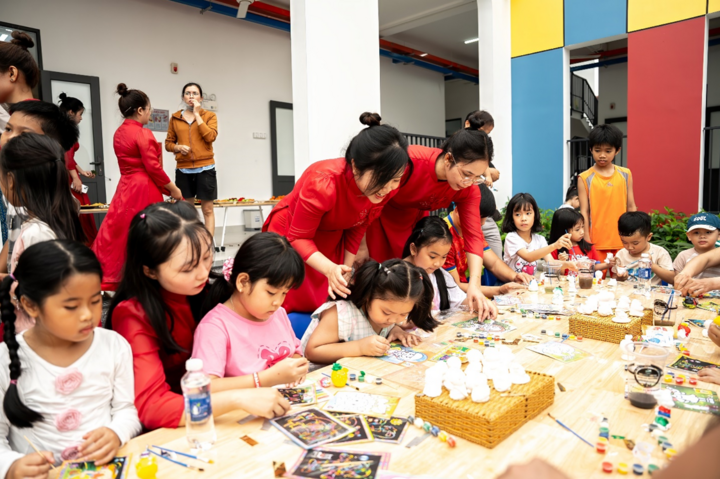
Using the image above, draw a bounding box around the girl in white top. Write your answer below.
[0,240,140,479]
[302,259,438,364]
[501,193,574,274]
[0,132,87,333]
[404,216,467,311]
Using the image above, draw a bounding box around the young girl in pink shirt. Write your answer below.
[193,232,309,388]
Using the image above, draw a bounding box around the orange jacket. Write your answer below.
[165,109,218,169]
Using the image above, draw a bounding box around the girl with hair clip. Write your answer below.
[58,93,97,244]
[92,84,183,291]
[264,112,409,314]
[0,240,140,478]
[301,259,437,365]
[548,208,607,275]
[108,202,290,431]
[193,232,309,388]
[363,127,497,319]
[502,193,575,274]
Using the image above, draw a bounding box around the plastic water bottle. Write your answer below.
[638,253,652,291]
[181,358,216,450]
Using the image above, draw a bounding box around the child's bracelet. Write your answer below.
[253,372,261,388]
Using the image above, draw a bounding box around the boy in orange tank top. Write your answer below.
[578,124,637,265]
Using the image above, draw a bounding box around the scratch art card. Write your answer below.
[287,449,390,479]
[668,355,720,374]
[686,318,707,328]
[452,318,517,334]
[279,384,316,406]
[328,413,374,445]
[429,345,471,363]
[271,408,353,449]
[324,392,400,418]
[365,416,410,444]
[662,384,720,415]
[378,344,428,365]
[526,341,590,363]
[59,456,130,479]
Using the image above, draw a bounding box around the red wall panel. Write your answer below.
[627,17,705,214]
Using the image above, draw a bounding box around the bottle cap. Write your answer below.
[186,358,203,372]
[332,363,342,371]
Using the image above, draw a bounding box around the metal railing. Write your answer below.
[403,133,446,148]
[703,126,720,213]
[571,74,598,127]
[567,136,627,186]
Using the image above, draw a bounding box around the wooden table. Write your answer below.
[114,283,720,478]
[79,201,280,249]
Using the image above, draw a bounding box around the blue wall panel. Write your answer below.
[511,48,564,210]
[565,0,627,46]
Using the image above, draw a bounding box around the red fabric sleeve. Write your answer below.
[136,129,172,193]
[112,300,184,430]
[550,250,560,260]
[454,186,484,257]
[285,174,336,261]
[443,240,458,271]
[65,143,78,172]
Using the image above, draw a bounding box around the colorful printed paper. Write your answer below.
[365,416,410,444]
[271,408,353,449]
[328,413,374,445]
[662,384,720,415]
[378,344,428,365]
[429,345,471,363]
[324,392,400,418]
[452,318,516,334]
[279,384,316,406]
[58,457,130,479]
[526,341,590,363]
[686,318,707,328]
[287,449,390,479]
[668,355,720,374]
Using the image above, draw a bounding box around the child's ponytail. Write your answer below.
[1,275,43,428]
[349,259,439,332]
[202,232,305,317]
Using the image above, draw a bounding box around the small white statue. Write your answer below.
[446,356,462,370]
[422,364,446,397]
[493,375,512,392]
[509,363,531,385]
[471,382,491,403]
[465,371,487,391]
[443,368,467,400]
[612,310,631,324]
[597,302,614,317]
[528,279,539,292]
[629,299,644,317]
[616,296,631,311]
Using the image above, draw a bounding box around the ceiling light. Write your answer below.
[419,53,428,57]
[0,34,7,42]
[464,38,479,44]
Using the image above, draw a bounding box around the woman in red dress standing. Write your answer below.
[264,113,409,314]
[364,128,496,318]
[58,93,98,245]
[92,84,183,290]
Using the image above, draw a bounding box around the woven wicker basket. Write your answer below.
[568,311,642,344]
[414,371,554,449]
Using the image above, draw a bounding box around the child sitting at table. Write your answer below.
[614,211,674,285]
[502,193,574,274]
[193,232,309,388]
[673,213,720,282]
[0,240,141,477]
[548,208,608,275]
[302,259,437,364]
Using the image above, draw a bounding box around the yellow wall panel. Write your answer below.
[710,0,720,14]
[510,0,563,58]
[628,0,706,32]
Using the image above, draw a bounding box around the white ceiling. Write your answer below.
[262,0,479,69]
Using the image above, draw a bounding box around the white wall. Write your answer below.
[445,79,479,122]
[4,0,292,227]
[597,61,628,124]
[379,57,445,136]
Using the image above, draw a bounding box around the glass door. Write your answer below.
[41,71,106,211]
[270,101,295,196]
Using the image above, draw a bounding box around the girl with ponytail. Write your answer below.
[193,232,308,388]
[0,240,140,477]
[302,258,438,364]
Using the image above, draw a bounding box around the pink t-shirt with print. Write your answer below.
[192,303,302,378]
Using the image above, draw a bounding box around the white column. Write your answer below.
[477,0,512,206]
[291,0,381,178]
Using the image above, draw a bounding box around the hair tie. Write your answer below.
[9,380,16,385]
[140,214,146,219]
[376,263,390,274]
[222,257,234,282]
